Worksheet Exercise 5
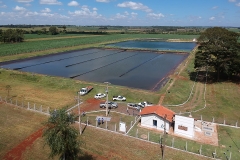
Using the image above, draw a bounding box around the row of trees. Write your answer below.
[0,29,24,43]
[194,27,240,80]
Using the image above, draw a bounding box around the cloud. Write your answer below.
[41,8,51,12]
[236,2,240,6]
[124,11,129,15]
[212,6,218,9]
[209,16,215,20]
[15,0,33,2]
[68,1,79,7]
[115,13,126,19]
[68,6,102,18]
[0,4,6,8]
[93,7,98,11]
[117,1,152,12]
[14,5,26,11]
[147,13,164,19]
[96,0,110,2]
[228,0,236,2]
[40,0,62,5]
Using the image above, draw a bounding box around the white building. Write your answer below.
[174,115,195,138]
[140,105,175,132]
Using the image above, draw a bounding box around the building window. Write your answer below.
[153,120,157,127]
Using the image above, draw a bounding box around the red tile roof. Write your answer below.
[140,105,175,122]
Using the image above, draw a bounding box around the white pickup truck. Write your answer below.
[79,86,93,95]
[112,95,126,101]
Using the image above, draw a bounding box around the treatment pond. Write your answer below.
[1,47,192,90]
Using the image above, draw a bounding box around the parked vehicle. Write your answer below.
[138,101,153,108]
[94,93,106,99]
[79,86,93,95]
[113,95,126,101]
[127,103,140,110]
[100,101,118,109]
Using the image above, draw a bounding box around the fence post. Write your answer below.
[131,121,133,127]
[160,135,162,144]
[212,117,214,123]
[87,117,89,126]
[236,121,238,127]
[136,129,138,138]
[229,152,232,160]
[172,138,174,147]
[16,99,17,106]
[224,119,225,125]
[148,132,149,141]
[135,116,137,122]
[34,104,36,110]
[200,145,202,155]
[186,141,187,151]
[201,115,202,121]
[10,99,12,104]
[40,105,42,112]
[28,102,29,109]
[115,123,116,132]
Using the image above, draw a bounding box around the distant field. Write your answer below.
[24,34,92,39]
[0,34,198,57]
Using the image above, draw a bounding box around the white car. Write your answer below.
[138,101,153,108]
[94,93,106,99]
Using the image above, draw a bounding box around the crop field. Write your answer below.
[0,34,198,57]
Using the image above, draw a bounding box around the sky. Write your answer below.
[0,0,240,26]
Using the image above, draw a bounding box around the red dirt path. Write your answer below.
[3,127,44,160]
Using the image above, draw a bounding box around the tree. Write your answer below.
[49,26,58,35]
[194,27,240,80]
[43,108,81,160]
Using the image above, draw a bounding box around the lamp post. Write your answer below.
[77,92,82,135]
[104,82,111,116]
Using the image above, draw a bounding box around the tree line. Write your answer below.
[0,29,24,43]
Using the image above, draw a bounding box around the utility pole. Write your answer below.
[162,114,167,160]
[78,92,82,135]
[104,82,111,116]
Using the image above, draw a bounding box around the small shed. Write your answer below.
[174,115,194,138]
[140,105,175,132]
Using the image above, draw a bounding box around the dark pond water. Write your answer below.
[107,40,196,52]
[1,48,188,90]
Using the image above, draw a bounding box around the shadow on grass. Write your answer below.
[189,71,240,84]
[78,152,96,160]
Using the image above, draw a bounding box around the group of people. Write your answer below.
[98,117,104,125]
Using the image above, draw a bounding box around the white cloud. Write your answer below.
[236,2,240,6]
[124,11,129,15]
[68,1,79,7]
[41,8,51,12]
[0,5,6,8]
[209,16,215,20]
[93,7,98,11]
[15,0,33,2]
[147,13,164,19]
[131,12,137,16]
[228,0,236,2]
[25,3,31,6]
[96,0,110,2]
[14,5,26,11]
[117,1,152,12]
[212,6,218,9]
[40,0,62,5]
[68,6,102,18]
[115,13,126,19]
